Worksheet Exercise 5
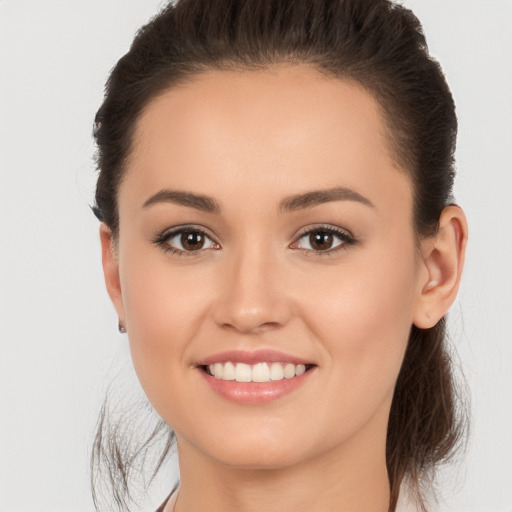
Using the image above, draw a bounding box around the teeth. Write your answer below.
[270,362,284,380]
[207,362,309,382]
[214,363,223,379]
[235,363,252,382]
[223,361,236,380]
[283,363,295,379]
[252,362,270,382]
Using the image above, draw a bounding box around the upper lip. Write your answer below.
[195,349,315,367]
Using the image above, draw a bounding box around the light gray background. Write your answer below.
[0,1,511,511]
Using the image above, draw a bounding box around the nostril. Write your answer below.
[220,320,282,335]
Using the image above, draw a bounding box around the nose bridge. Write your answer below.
[213,233,290,333]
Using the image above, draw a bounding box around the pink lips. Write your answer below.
[195,349,312,367]
[195,349,316,405]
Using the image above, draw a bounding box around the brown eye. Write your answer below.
[309,231,334,251]
[159,227,217,254]
[293,226,355,254]
[181,230,206,251]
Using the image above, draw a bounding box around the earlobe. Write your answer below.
[413,205,468,329]
[99,223,126,324]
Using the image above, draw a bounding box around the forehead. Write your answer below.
[123,65,412,218]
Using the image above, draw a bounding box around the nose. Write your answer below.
[212,244,292,335]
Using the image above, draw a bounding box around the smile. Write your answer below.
[196,350,316,404]
[205,361,312,382]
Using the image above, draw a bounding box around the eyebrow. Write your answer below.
[142,186,374,214]
[278,186,375,213]
[143,189,221,213]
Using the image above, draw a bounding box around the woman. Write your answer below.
[91,0,468,511]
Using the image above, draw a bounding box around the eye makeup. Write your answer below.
[152,223,358,257]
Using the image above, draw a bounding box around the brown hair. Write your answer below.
[91,1,468,510]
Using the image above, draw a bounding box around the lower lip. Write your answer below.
[198,367,314,404]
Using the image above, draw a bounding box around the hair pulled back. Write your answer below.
[91,1,466,511]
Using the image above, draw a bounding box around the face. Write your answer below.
[104,65,429,470]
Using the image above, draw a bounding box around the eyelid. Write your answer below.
[293,223,356,240]
[290,224,357,254]
[152,223,357,256]
[153,224,220,255]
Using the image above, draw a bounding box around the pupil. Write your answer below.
[310,231,333,251]
[181,231,204,250]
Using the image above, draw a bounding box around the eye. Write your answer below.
[291,225,356,254]
[155,226,219,255]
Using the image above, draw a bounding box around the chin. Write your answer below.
[184,427,310,470]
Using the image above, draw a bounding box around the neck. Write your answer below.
[172,416,391,512]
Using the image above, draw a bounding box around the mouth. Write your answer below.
[195,350,317,404]
[200,361,316,383]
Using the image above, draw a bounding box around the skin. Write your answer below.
[100,65,467,512]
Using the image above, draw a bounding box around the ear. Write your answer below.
[413,205,468,329]
[99,223,126,325]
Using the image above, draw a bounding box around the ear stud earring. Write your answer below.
[118,321,127,333]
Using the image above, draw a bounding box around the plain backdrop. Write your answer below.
[0,1,511,511]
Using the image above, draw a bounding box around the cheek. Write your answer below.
[118,246,211,404]
[303,246,418,417]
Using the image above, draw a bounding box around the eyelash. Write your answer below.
[291,224,357,256]
[153,224,218,257]
[153,224,358,257]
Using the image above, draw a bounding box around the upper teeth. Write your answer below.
[207,362,307,382]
